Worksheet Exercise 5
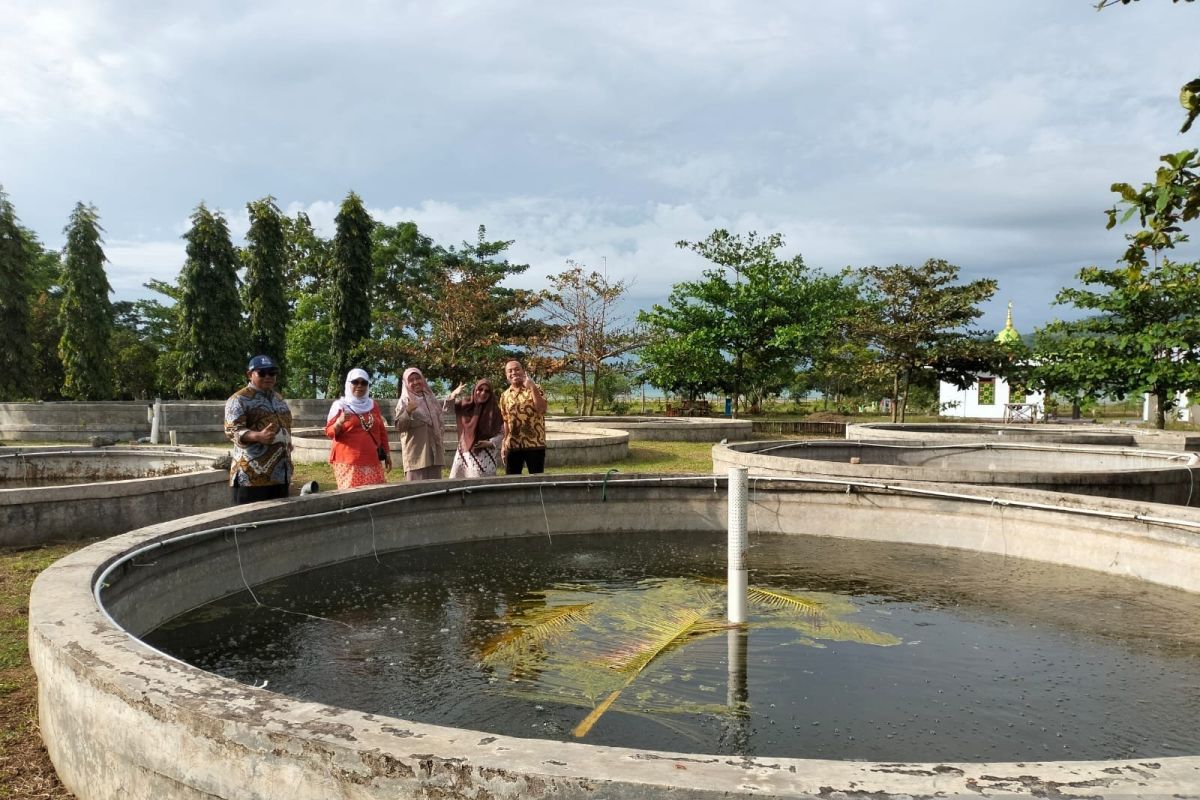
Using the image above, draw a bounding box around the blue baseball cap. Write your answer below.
[247,355,278,371]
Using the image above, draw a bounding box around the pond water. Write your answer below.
[144,531,1200,762]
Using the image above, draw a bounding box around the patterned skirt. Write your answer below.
[332,462,388,490]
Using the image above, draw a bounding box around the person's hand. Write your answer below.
[451,382,467,398]
[257,422,278,444]
[384,455,393,469]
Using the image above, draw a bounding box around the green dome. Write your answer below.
[995,303,1021,345]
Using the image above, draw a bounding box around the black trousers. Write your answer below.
[230,482,289,505]
[505,448,546,475]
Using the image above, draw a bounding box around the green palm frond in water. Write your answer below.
[482,577,899,739]
[747,586,825,616]
[480,602,593,665]
[574,603,731,738]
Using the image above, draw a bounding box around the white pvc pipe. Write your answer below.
[727,466,748,623]
[150,400,163,445]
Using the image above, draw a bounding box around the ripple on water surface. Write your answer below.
[143,531,1200,762]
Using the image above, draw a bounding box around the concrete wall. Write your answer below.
[552,416,753,442]
[847,421,1200,451]
[29,476,1200,799]
[714,440,1200,505]
[0,400,350,444]
[1,446,227,546]
[291,421,630,467]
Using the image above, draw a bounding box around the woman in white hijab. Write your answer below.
[394,366,458,481]
[325,368,392,490]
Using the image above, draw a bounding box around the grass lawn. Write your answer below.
[1,439,720,799]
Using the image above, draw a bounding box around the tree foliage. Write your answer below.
[370,224,542,387]
[243,196,289,379]
[537,262,643,414]
[0,187,36,399]
[639,230,853,414]
[58,202,114,399]
[1036,261,1200,429]
[329,191,374,391]
[178,204,245,399]
[849,259,999,422]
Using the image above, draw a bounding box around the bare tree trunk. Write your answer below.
[899,370,912,423]
[1155,388,1168,430]
[890,373,900,423]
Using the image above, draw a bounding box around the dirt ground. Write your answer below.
[0,544,82,800]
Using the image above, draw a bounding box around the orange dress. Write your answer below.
[325,401,391,489]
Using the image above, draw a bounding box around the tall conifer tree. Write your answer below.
[0,187,34,399]
[329,191,373,390]
[244,196,288,376]
[178,204,244,398]
[58,202,114,399]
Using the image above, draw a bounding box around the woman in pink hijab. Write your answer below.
[393,367,453,481]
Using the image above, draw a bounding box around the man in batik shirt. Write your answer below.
[224,354,294,504]
[499,359,548,474]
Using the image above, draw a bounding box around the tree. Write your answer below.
[110,301,161,400]
[537,262,644,414]
[329,191,374,391]
[27,246,65,401]
[0,187,35,399]
[243,197,289,378]
[849,259,999,423]
[639,230,852,415]
[58,202,114,399]
[368,224,543,387]
[282,212,336,398]
[178,204,244,399]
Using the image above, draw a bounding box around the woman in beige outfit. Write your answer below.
[394,367,454,481]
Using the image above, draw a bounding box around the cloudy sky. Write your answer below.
[2,1,1197,333]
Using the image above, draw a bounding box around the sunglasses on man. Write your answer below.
[256,369,279,377]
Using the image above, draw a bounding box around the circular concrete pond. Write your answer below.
[847,421,1200,451]
[553,415,753,442]
[714,440,1200,505]
[291,421,629,467]
[30,475,1200,798]
[0,445,227,547]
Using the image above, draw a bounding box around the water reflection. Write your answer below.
[144,531,1200,761]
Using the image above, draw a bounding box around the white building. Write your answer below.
[938,304,1044,421]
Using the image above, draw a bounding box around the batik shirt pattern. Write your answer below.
[499,384,546,450]
[224,386,294,487]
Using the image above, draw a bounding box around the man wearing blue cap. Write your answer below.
[224,355,294,504]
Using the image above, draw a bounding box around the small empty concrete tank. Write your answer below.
[553,415,753,442]
[846,422,1200,451]
[0,445,228,546]
[28,475,1200,799]
[714,440,1200,505]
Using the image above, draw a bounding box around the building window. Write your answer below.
[978,377,996,405]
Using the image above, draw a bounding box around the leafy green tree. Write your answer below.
[849,259,999,422]
[141,279,186,398]
[27,247,65,401]
[329,191,374,391]
[0,187,36,399]
[281,212,335,397]
[110,301,160,400]
[537,262,644,414]
[58,202,114,399]
[243,197,289,379]
[639,230,852,416]
[367,224,543,387]
[178,204,244,399]
[1035,262,1200,429]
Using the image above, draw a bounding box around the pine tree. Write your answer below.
[178,204,245,399]
[0,187,34,399]
[328,191,374,390]
[58,202,114,399]
[244,196,288,378]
